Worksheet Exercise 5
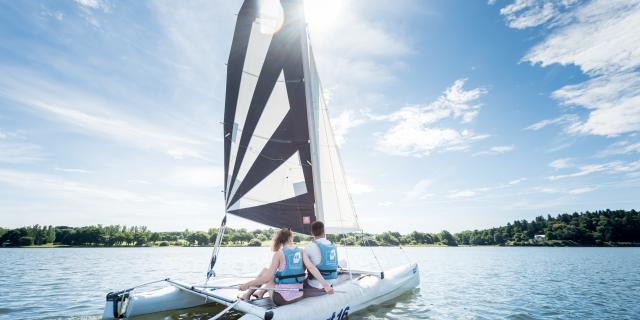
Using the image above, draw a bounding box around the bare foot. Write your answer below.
[237,292,251,301]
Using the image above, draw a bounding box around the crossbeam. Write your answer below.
[167,279,268,318]
[338,267,384,279]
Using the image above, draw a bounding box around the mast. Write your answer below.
[300,23,324,223]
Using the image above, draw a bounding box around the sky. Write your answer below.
[1,0,639,233]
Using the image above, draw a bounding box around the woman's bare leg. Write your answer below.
[239,268,268,300]
[255,279,276,298]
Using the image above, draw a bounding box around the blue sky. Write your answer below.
[1,0,639,233]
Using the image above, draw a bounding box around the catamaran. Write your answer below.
[102,0,419,319]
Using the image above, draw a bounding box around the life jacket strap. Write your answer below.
[318,268,337,274]
[308,269,337,280]
[275,273,306,280]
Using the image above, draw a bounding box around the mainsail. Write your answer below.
[223,0,360,234]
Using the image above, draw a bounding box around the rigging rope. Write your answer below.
[206,214,228,282]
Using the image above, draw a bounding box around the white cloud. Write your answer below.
[612,160,640,174]
[524,1,640,75]
[546,160,640,180]
[509,177,527,185]
[55,167,90,174]
[552,73,640,136]
[377,201,393,207]
[533,186,559,194]
[150,1,231,102]
[500,0,640,137]
[0,68,208,160]
[302,1,418,138]
[524,114,579,131]
[532,185,595,195]
[404,179,432,200]
[449,190,477,198]
[348,181,374,195]
[599,140,640,156]
[0,130,44,164]
[41,8,64,21]
[74,0,109,12]
[549,158,573,169]
[331,110,366,145]
[0,169,148,203]
[34,99,205,160]
[376,79,489,157]
[164,166,224,189]
[568,187,595,194]
[473,145,515,156]
[307,0,413,88]
[127,179,151,185]
[491,145,515,153]
[0,168,217,228]
[546,162,613,180]
[73,0,111,29]
[499,0,577,29]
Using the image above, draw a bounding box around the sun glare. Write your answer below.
[257,0,284,34]
[304,0,344,34]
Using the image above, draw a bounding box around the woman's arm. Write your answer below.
[302,250,334,294]
[239,252,280,290]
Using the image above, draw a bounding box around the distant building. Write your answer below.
[533,235,546,242]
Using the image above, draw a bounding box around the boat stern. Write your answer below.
[103,290,129,319]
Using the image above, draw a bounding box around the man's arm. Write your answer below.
[302,250,334,294]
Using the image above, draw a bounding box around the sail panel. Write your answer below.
[224,0,256,197]
[308,50,361,234]
[227,71,290,202]
[226,17,274,199]
[228,193,315,232]
[228,150,306,212]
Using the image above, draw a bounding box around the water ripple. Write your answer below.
[1,247,639,319]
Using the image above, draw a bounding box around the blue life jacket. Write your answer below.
[274,247,306,284]
[310,240,338,280]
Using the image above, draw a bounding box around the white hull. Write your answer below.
[103,263,419,320]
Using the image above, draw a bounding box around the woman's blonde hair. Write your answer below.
[272,228,293,252]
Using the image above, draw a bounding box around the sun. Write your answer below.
[256,0,344,36]
[304,0,344,34]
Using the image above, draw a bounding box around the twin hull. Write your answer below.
[103,263,420,320]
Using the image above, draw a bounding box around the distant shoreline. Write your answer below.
[3,242,639,249]
[3,209,639,248]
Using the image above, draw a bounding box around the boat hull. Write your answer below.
[103,263,419,319]
[239,262,420,320]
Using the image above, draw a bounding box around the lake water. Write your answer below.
[1,247,639,319]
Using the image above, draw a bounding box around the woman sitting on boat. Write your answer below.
[238,228,334,305]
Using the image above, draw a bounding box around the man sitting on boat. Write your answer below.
[303,221,339,297]
[238,228,334,305]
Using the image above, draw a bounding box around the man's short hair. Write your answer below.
[311,221,325,237]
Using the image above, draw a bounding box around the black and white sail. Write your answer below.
[223,0,360,234]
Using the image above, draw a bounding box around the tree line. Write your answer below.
[0,225,305,247]
[455,209,640,246]
[1,210,638,247]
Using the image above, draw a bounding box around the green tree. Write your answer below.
[438,230,458,246]
[18,236,34,246]
[247,238,262,247]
